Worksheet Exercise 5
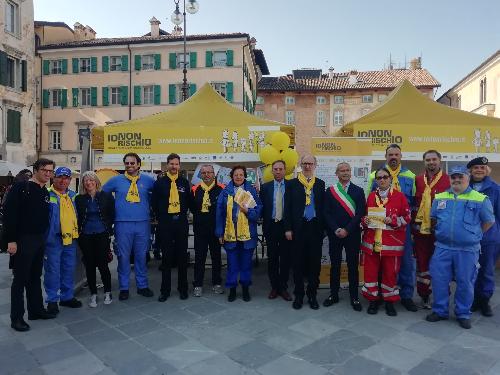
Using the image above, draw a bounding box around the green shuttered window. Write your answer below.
[121,55,129,71]
[134,85,141,105]
[154,54,161,70]
[169,84,176,104]
[72,88,79,107]
[91,87,97,106]
[135,55,142,71]
[102,56,109,72]
[190,52,197,68]
[154,85,161,105]
[6,109,21,143]
[120,86,128,105]
[102,87,109,106]
[226,82,233,102]
[205,51,213,67]
[226,50,234,66]
[169,53,176,69]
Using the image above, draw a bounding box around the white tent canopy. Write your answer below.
[0,161,29,176]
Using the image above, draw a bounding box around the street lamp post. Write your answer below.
[171,0,199,102]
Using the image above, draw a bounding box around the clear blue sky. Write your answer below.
[34,0,500,96]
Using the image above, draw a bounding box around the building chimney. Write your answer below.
[348,70,358,85]
[73,22,96,41]
[149,17,161,38]
[409,57,422,69]
[172,25,182,36]
[328,67,335,79]
[84,25,96,40]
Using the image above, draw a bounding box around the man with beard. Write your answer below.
[367,144,417,312]
[467,157,500,317]
[412,150,449,309]
[426,166,494,329]
[153,153,192,302]
[103,153,155,301]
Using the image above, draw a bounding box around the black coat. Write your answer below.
[191,182,224,235]
[323,182,366,239]
[261,179,290,236]
[284,177,325,238]
[152,175,191,223]
[75,191,115,235]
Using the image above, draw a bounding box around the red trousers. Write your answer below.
[362,252,402,302]
[414,233,435,298]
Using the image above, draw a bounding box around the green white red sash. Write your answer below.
[330,182,356,218]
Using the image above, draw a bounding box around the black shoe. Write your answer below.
[385,302,397,316]
[351,299,362,312]
[179,291,188,300]
[11,318,30,332]
[228,287,237,302]
[471,297,479,312]
[401,298,418,312]
[367,301,379,314]
[323,295,339,307]
[292,297,303,310]
[137,288,154,298]
[242,286,251,302]
[308,295,319,310]
[158,293,169,302]
[28,309,57,320]
[479,297,493,317]
[59,298,82,308]
[47,302,59,314]
[119,290,129,301]
[457,318,472,329]
[425,312,448,322]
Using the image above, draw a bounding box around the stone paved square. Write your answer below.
[1,253,499,374]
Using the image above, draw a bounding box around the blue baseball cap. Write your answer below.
[449,165,469,176]
[54,166,72,177]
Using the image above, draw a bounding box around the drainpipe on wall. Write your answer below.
[38,52,43,157]
[242,42,249,111]
[128,44,132,120]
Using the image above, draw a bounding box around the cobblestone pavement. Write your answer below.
[1,253,499,375]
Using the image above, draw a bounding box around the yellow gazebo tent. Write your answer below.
[336,80,500,159]
[92,83,293,163]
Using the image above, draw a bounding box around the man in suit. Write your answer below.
[261,160,292,301]
[152,153,192,302]
[284,154,325,310]
[323,162,365,311]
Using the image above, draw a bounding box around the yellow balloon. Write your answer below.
[285,173,294,180]
[263,166,274,183]
[271,131,290,151]
[259,144,280,165]
[264,131,275,145]
[281,148,299,174]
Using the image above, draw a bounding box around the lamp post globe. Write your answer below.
[186,0,199,14]
[171,6,183,25]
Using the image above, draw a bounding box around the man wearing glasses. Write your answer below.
[190,164,224,297]
[285,155,325,310]
[427,166,494,329]
[367,144,418,312]
[103,153,155,301]
[4,159,57,331]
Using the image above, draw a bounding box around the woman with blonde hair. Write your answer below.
[75,171,115,307]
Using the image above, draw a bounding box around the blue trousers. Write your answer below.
[115,221,150,291]
[398,225,416,299]
[225,243,254,288]
[475,244,500,299]
[430,246,479,319]
[44,240,77,303]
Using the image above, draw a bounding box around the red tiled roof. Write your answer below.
[258,68,440,91]
[37,33,250,50]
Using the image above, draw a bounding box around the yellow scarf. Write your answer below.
[167,172,180,214]
[415,170,443,235]
[298,173,315,206]
[200,180,215,213]
[124,172,140,203]
[51,187,79,246]
[373,189,390,253]
[386,164,401,191]
[224,194,251,242]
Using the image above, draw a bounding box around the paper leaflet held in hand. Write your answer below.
[234,187,257,208]
[367,207,387,230]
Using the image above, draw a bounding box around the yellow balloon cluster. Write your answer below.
[259,131,299,183]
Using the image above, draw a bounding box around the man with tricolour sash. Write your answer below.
[324,162,366,311]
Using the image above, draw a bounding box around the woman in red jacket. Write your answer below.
[361,167,411,316]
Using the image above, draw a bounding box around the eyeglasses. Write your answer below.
[39,169,54,174]
[376,175,390,180]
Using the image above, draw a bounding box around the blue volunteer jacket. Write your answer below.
[431,187,495,252]
[215,181,262,250]
[470,176,500,245]
[46,188,77,247]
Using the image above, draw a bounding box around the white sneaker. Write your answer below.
[193,287,203,297]
[89,294,97,308]
[104,292,112,305]
[212,285,224,294]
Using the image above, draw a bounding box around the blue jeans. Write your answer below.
[225,243,254,288]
